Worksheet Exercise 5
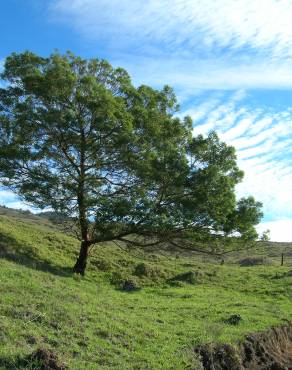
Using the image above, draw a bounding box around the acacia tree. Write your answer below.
[0,51,263,274]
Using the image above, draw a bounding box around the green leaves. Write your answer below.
[224,197,263,240]
[0,51,263,261]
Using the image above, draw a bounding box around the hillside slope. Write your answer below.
[0,210,292,369]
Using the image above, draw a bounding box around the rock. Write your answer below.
[25,335,37,345]
[225,314,243,325]
[121,280,140,292]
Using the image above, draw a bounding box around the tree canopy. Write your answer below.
[0,51,263,274]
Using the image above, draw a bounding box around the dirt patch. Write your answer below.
[195,324,292,369]
[0,348,68,370]
[27,348,68,369]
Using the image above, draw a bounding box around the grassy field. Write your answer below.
[0,208,292,369]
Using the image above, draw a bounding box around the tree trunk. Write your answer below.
[73,240,90,275]
[74,122,89,275]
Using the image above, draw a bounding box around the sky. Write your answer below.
[0,0,292,241]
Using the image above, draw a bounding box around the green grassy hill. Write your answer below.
[0,208,292,369]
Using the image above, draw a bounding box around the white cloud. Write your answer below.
[220,117,254,141]
[4,201,35,212]
[183,98,222,123]
[48,0,292,91]
[116,57,292,92]
[0,189,18,203]
[257,220,292,242]
[51,0,292,58]
[0,189,37,212]
[190,91,292,225]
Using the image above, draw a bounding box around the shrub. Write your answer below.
[167,280,185,287]
[239,257,270,267]
[224,314,243,325]
[168,270,204,285]
[91,259,112,271]
[121,280,140,292]
[133,263,166,279]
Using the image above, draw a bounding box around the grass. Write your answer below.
[0,210,292,369]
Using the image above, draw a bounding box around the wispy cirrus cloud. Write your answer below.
[48,0,292,91]
[51,0,292,58]
[192,91,292,236]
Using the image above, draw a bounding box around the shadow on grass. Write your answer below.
[0,232,73,277]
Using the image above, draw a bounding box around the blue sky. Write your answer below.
[1,0,292,241]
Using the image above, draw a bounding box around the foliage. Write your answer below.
[0,51,263,273]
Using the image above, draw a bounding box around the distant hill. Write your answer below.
[37,210,74,223]
[0,205,52,224]
[0,205,74,232]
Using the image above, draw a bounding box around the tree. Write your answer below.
[0,51,263,274]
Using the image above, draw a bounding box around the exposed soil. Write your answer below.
[0,348,68,370]
[26,348,68,370]
[195,324,292,370]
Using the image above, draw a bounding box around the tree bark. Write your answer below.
[73,240,90,275]
[73,121,90,275]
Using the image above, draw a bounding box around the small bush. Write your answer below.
[110,271,127,285]
[168,270,203,285]
[117,259,133,267]
[133,262,166,279]
[110,271,139,289]
[167,280,184,287]
[121,280,140,292]
[238,257,270,267]
[224,314,243,325]
[91,259,112,271]
[134,263,151,276]
[148,254,159,261]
